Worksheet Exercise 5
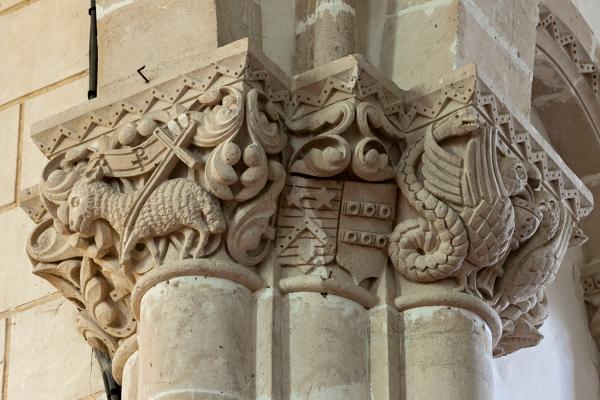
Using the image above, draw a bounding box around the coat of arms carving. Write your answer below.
[276,176,397,286]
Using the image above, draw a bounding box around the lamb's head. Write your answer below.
[67,178,111,235]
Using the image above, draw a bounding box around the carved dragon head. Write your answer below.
[434,106,481,138]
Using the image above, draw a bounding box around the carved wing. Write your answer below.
[460,127,505,208]
[499,204,572,306]
[422,122,505,208]
[423,123,513,267]
[421,127,464,206]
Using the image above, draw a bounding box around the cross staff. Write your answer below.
[119,114,201,260]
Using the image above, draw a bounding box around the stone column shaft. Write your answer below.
[294,0,356,72]
[393,290,501,400]
[137,276,255,400]
[401,306,493,400]
[21,26,593,400]
[121,352,139,400]
[283,293,369,400]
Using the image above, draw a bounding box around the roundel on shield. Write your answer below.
[276,176,397,284]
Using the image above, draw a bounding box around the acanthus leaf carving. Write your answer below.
[289,134,352,177]
[351,137,395,182]
[226,160,286,266]
[286,100,356,137]
[190,86,245,148]
[26,80,288,359]
[22,48,591,363]
[202,88,284,202]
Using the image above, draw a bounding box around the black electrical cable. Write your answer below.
[94,349,121,400]
[88,0,98,100]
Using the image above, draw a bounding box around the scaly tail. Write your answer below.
[388,138,469,282]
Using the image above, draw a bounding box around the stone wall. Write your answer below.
[495,249,600,400]
[0,1,599,400]
[0,1,105,399]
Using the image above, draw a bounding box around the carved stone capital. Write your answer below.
[25,41,288,367]
[22,40,592,368]
[388,64,591,356]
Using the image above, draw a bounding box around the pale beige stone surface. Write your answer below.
[22,37,593,400]
[5,2,600,400]
[456,0,535,117]
[572,0,600,61]
[5,299,103,400]
[495,249,600,400]
[0,209,54,311]
[581,183,600,261]
[471,0,539,67]
[121,352,138,400]
[0,105,19,207]
[359,0,538,116]
[262,0,295,75]
[313,0,357,68]
[375,0,459,90]
[0,0,88,105]
[97,0,219,92]
[21,76,88,190]
[402,306,493,400]
[255,288,282,400]
[369,305,401,400]
[138,277,255,400]
[283,293,369,400]
[0,318,5,397]
[0,0,21,12]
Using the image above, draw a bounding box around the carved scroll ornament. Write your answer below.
[23,49,592,364]
[26,84,286,364]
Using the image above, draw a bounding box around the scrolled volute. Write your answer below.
[26,85,288,358]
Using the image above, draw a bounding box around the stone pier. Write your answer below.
[17,1,595,400]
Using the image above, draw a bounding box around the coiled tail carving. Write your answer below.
[389,138,469,282]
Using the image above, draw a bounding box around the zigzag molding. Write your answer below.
[474,81,592,221]
[538,6,600,100]
[385,65,592,222]
[30,44,592,223]
[32,49,288,158]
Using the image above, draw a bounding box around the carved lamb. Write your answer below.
[67,174,227,261]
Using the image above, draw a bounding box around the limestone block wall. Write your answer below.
[358,0,539,117]
[0,1,105,399]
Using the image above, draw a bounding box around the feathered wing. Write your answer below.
[421,126,464,206]
[423,126,514,267]
[462,128,515,267]
[500,204,572,307]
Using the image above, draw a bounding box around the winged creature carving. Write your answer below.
[389,106,527,287]
[493,191,571,327]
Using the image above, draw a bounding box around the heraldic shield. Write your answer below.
[276,176,397,285]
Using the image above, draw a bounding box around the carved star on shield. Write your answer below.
[314,187,336,209]
[286,185,307,208]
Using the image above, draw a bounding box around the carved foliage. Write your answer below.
[24,53,591,361]
[27,85,287,353]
